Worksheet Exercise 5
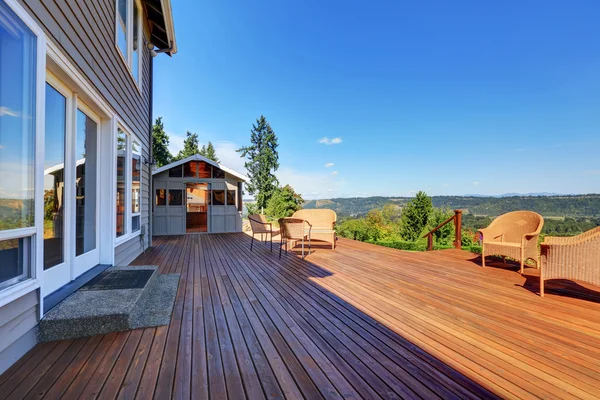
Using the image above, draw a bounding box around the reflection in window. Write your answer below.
[0,2,36,232]
[169,189,183,206]
[44,84,66,270]
[116,0,128,59]
[116,128,127,237]
[75,109,97,256]
[212,190,225,206]
[198,162,211,178]
[213,167,225,179]
[227,190,236,206]
[168,164,182,177]
[132,138,141,232]
[156,189,166,206]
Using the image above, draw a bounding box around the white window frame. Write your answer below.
[114,123,143,245]
[0,0,46,308]
[114,0,143,88]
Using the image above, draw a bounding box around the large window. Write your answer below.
[115,0,142,85]
[116,128,143,239]
[0,1,37,290]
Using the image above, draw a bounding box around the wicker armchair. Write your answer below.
[278,218,312,259]
[540,227,600,297]
[477,211,544,274]
[248,214,279,252]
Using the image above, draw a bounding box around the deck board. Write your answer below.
[3,233,600,399]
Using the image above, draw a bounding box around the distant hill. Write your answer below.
[303,194,600,218]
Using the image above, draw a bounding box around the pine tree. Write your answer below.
[199,141,220,163]
[175,131,201,160]
[400,191,433,241]
[237,115,279,211]
[152,117,172,167]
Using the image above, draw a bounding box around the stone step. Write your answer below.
[38,266,179,342]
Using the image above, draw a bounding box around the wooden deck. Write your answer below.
[3,234,600,399]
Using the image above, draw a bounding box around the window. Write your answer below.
[199,162,211,178]
[212,190,225,206]
[131,137,141,232]
[169,190,183,206]
[115,127,143,239]
[0,1,37,289]
[116,129,126,237]
[184,161,198,178]
[213,167,225,179]
[227,190,236,206]
[168,164,182,177]
[155,189,166,206]
[115,0,142,85]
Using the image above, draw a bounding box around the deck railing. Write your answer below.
[423,210,462,251]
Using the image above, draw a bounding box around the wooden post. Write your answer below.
[427,234,433,251]
[454,210,462,250]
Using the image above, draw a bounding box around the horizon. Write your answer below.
[153,1,600,200]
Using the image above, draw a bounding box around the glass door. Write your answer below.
[73,106,100,275]
[186,183,209,233]
[43,77,100,295]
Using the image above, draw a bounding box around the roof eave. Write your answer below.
[160,0,177,55]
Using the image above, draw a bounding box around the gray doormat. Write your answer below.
[80,269,154,291]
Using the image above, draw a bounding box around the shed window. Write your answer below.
[184,161,197,178]
[155,189,166,206]
[168,164,182,177]
[212,190,225,206]
[169,190,183,206]
[227,190,236,206]
[198,162,211,178]
[213,167,225,179]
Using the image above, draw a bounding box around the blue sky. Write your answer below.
[153,0,600,199]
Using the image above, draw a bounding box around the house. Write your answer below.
[152,154,246,235]
[0,0,176,374]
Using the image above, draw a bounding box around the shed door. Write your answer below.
[153,181,186,235]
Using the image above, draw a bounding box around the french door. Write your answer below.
[43,74,100,295]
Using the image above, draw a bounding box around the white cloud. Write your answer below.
[472,181,480,186]
[324,163,334,168]
[167,131,185,155]
[319,137,343,145]
[213,141,246,175]
[0,106,20,117]
[584,170,600,175]
[276,167,346,200]
[443,184,450,187]
[331,171,339,176]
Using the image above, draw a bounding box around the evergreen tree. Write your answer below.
[400,191,433,241]
[237,115,279,211]
[265,185,303,219]
[199,141,220,163]
[175,131,201,160]
[152,117,172,167]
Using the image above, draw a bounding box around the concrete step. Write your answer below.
[38,266,179,342]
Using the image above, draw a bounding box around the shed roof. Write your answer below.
[152,154,247,182]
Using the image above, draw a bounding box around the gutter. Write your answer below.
[160,0,177,55]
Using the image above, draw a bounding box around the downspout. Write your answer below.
[148,50,154,249]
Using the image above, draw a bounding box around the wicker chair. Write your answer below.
[248,214,279,252]
[477,211,544,274]
[292,209,337,250]
[278,218,312,259]
[540,227,600,297]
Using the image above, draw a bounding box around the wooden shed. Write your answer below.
[152,155,246,235]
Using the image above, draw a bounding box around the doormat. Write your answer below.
[80,269,154,291]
